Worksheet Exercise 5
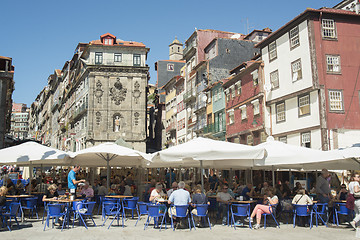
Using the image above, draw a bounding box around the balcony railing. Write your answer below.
[194,101,206,112]
[71,104,88,122]
[183,41,196,57]
[183,89,196,102]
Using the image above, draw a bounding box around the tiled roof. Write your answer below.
[89,39,146,47]
[0,56,12,60]
[100,33,116,39]
[255,7,360,48]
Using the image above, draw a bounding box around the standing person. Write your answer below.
[165,169,176,189]
[349,173,360,229]
[316,169,332,203]
[67,166,85,197]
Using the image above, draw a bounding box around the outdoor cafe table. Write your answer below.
[43,198,83,228]
[6,195,34,222]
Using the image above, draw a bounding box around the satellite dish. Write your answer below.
[187,107,191,112]
[173,108,177,114]
[202,95,207,102]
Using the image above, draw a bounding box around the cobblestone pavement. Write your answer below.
[0,214,357,240]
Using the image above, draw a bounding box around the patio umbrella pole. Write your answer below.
[106,154,110,190]
[200,160,204,193]
[28,162,33,195]
[272,165,275,187]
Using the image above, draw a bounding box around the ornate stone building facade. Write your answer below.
[29,33,149,152]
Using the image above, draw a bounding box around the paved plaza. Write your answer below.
[0,214,357,240]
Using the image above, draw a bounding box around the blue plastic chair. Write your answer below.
[293,204,312,229]
[311,203,328,227]
[135,202,148,226]
[43,203,67,231]
[21,197,39,219]
[73,202,97,229]
[144,204,167,231]
[170,205,192,231]
[102,202,124,229]
[262,204,280,229]
[334,203,351,226]
[191,204,212,229]
[42,201,48,224]
[123,197,139,219]
[101,198,118,220]
[230,203,251,229]
[1,202,20,231]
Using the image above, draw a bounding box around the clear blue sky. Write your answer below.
[1,0,341,106]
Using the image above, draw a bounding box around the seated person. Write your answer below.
[6,179,19,195]
[216,184,233,225]
[16,179,25,194]
[292,182,302,195]
[167,182,178,197]
[168,181,191,227]
[0,186,8,207]
[280,183,292,199]
[191,186,209,227]
[97,179,108,196]
[260,182,269,195]
[149,183,165,203]
[43,184,61,225]
[80,182,94,200]
[292,189,313,205]
[292,189,313,227]
[42,184,59,201]
[241,183,255,201]
[57,184,66,195]
[336,184,348,201]
[249,188,279,229]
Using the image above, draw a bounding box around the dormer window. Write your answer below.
[104,38,113,45]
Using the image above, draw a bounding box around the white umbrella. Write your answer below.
[69,142,152,189]
[253,139,358,170]
[332,143,360,159]
[0,141,70,166]
[150,137,266,169]
[150,137,266,192]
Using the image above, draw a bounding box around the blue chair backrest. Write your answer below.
[11,179,18,185]
[315,203,327,214]
[24,198,37,208]
[175,205,189,217]
[0,180,3,186]
[21,179,27,186]
[338,203,350,215]
[125,198,138,209]
[137,202,148,215]
[234,204,249,216]
[84,202,96,214]
[9,202,20,215]
[147,204,161,217]
[73,201,84,211]
[48,204,62,216]
[103,202,118,215]
[293,204,309,216]
[104,198,118,203]
[195,204,209,216]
